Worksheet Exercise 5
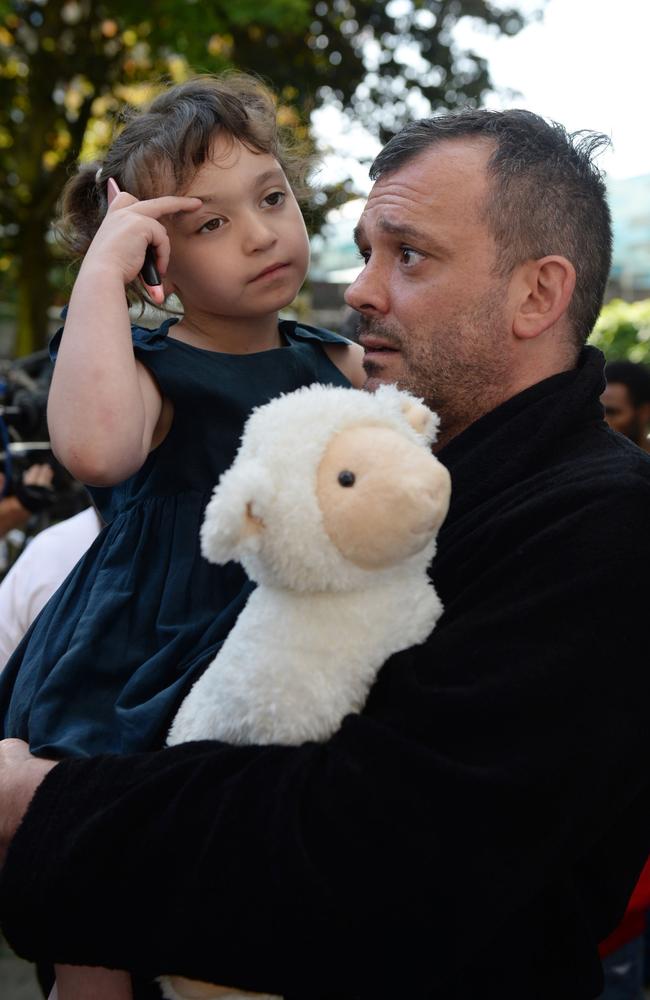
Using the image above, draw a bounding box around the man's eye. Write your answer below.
[357,248,371,264]
[400,246,424,266]
[263,191,285,207]
[199,218,224,233]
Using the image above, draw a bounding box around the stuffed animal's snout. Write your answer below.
[403,458,451,538]
[316,424,451,571]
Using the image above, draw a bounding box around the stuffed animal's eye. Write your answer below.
[338,470,356,487]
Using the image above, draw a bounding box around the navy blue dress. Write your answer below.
[0,318,351,758]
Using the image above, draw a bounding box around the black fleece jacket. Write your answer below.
[2,347,650,1000]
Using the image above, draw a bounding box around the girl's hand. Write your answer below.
[80,189,202,306]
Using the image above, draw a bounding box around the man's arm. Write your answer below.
[0,488,649,996]
[0,739,55,865]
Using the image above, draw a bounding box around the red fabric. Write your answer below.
[599,857,650,957]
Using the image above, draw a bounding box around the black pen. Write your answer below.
[106,177,161,287]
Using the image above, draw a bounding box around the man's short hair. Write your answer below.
[604,360,650,406]
[370,109,613,349]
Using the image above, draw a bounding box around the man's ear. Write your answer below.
[512,256,576,341]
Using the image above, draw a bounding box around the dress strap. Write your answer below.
[279,319,352,347]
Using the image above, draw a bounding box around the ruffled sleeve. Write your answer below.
[279,319,353,347]
[131,318,179,353]
[49,312,179,361]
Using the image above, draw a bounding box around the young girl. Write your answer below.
[0,73,363,999]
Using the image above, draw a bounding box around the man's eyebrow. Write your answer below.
[353,217,445,253]
[352,222,366,248]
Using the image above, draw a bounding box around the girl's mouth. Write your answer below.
[251,263,289,282]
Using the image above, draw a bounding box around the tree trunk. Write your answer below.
[14,219,52,357]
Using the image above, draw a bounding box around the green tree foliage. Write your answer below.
[226,0,528,141]
[0,0,533,354]
[590,298,650,363]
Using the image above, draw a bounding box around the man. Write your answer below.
[0,504,101,672]
[1,110,649,1000]
[601,359,650,451]
[0,463,54,539]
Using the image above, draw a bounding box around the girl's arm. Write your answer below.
[47,191,201,487]
[323,340,366,389]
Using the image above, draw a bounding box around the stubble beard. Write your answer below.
[360,291,512,444]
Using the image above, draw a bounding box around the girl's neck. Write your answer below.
[170,311,283,354]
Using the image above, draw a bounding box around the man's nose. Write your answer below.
[344,260,389,314]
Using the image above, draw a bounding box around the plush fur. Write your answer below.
[160,383,451,1000]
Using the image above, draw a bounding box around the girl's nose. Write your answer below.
[244,217,278,254]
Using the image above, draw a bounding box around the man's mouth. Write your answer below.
[359,335,400,357]
[250,263,290,282]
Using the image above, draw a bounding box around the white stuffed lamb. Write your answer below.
[160,383,451,1000]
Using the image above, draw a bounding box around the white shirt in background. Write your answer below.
[0,506,101,672]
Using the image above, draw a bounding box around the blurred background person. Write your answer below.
[597,356,650,998]
[0,502,102,672]
[598,857,650,1000]
[0,464,54,539]
[601,360,650,452]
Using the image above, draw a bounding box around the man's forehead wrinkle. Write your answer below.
[360,187,445,248]
[368,141,492,207]
[363,187,434,231]
[367,174,436,210]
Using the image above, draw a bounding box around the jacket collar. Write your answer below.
[437,346,606,523]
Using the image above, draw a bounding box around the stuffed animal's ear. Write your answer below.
[398,397,440,444]
[373,385,440,444]
[200,462,273,565]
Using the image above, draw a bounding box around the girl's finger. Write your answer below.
[122,195,203,219]
[106,178,121,207]
[106,185,138,212]
[142,277,165,305]
[106,188,199,220]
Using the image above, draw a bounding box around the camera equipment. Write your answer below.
[0,352,87,521]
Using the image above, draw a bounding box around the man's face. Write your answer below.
[344,139,517,444]
[601,381,646,444]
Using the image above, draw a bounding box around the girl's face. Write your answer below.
[163,136,310,324]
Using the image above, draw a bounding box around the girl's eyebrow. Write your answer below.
[188,169,287,206]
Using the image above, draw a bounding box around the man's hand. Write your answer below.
[0,738,57,867]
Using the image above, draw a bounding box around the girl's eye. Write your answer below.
[263,191,285,208]
[400,246,425,266]
[199,217,224,233]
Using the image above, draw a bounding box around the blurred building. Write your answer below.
[309,199,364,333]
[606,175,650,300]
